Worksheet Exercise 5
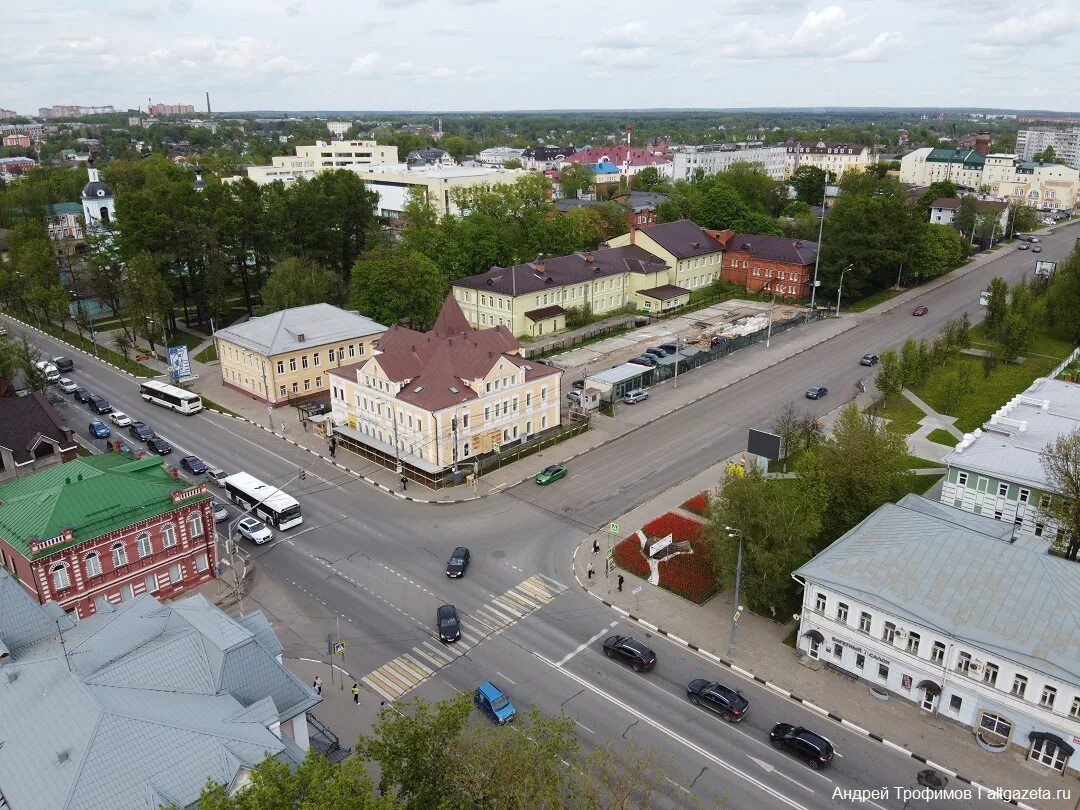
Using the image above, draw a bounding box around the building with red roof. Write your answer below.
[561,145,672,182]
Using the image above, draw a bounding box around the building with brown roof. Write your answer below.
[328,295,562,481]
[712,230,819,299]
[604,219,725,291]
[0,392,79,484]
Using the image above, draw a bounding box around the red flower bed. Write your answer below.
[657,534,720,604]
[681,492,709,516]
[613,535,650,578]
[642,512,703,543]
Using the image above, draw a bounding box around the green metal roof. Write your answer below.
[0,454,210,559]
[925,147,985,167]
[50,202,83,216]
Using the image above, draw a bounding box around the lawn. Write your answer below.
[28,319,156,377]
[926,428,958,447]
[869,395,924,436]
[166,331,206,352]
[968,321,1076,360]
[843,287,904,313]
[906,472,944,497]
[194,344,218,363]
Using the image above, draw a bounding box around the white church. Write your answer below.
[80,157,116,231]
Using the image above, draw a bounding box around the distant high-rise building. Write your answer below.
[148,102,196,116]
[0,108,18,119]
[1016,128,1080,169]
[38,104,116,119]
[327,121,352,137]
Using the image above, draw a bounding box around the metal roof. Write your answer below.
[795,494,1080,683]
[212,304,386,357]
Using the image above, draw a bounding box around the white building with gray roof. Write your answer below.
[0,570,324,809]
[794,494,1080,776]
[940,376,1080,555]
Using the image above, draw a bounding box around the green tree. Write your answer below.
[874,349,903,403]
[14,336,47,391]
[898,338,924,388]
[350,249,447,330]
[953,196,978,239]
[773,402,809,472]
[791,165,827,205]
[1040,427,1080,560]
[912,223,967,280]
[261,257,341,312]
[983,276,1009,338]
[1032,145,1057,163]
[714,163,785,215]
[693,183,748,230]
[1045,244,1080,339]
[629,166,667,192]
[502,158,523,169]
[1010,201,1040,234]
[913,180,958,222]
[559,163,595,200]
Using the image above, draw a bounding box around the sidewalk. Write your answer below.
[902,388,965,463]
[574,459,1073,809]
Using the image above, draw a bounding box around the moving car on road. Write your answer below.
[213,503,229,523]
[146,436,172,455]
[207,467,229,487]
[474,681,516,724]
[535,463,567,486]
[181,455,209,475]
[686,679,749,722]
[89,420,111,439]
[769,723,835,770]
[129,422,155,442]
[446,547,471,578]
[236,516,272,544]
[805,386,828,400]
[57,377,78,393]
[437,604,461,643]
[1018,242,1029,250]
[87,394,112,414]
[1033,245,1042,253]
[860,353,879,366]
[912,305,928,316]
[602,635,656,672]
[109,411,132,427]
[622,388,649,404]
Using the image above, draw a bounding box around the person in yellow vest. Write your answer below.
[352,683,360,705]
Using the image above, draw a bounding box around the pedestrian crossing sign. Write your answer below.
[608,522,620,535]
[334,641,346,656]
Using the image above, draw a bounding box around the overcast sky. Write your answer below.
[2,0,1078,114]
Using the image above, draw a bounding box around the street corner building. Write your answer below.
[794,494,1080,777]
[0,453,217,620]
[0,573,323,810]
[328,294,563,485]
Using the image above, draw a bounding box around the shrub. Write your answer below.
[612,536,650,578]
[641,512,703,543]
[681,492,709,516]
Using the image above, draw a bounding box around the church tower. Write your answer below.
[80,157,116,231]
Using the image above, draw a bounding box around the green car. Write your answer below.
[535,463,567,485]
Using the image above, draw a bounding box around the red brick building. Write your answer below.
[712,230,819,299]
[0,453,216,619]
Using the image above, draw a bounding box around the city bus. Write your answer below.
[222,472,304,530]
[139,380,204,414]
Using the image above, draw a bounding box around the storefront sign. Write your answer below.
[831,636,891,666]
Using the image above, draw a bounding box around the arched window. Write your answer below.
[112,542,127,568]
[51,563,70,591]
[84,552,101,578]
[100,207,111,223]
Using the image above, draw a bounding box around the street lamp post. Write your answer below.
[835,264,852,317]
[726,526,744,660]
[765,292,776,348]
[808,179,828,311]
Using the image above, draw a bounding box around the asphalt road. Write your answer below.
[5,220,1075,808]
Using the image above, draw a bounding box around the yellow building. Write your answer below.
[213,304,386,407]
[451,220,723,338]
[328,295,562,478]
[783,140,875,178]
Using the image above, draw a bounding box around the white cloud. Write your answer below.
[969,3,1079,56]
[348,52,380,76]
[1029,87,1051,97]
[841,31,904,61]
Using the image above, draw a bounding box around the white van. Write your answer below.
[34,361,60,382]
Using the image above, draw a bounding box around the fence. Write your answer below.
[475,415,590,476]
[522,316,638,359]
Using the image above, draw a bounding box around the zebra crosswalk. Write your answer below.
[361,573,567,703]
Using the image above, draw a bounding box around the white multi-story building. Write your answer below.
[783,140,875,179]
[1017,128,1080,170]
[795,494,1080,777]
[350,164,528,218]
[477,147,526,167]
[327,121,352,137]
[244,140,399,184]
[672,144,788,181]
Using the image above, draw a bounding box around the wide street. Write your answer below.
[5,221,1075,808]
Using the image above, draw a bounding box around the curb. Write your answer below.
[1,314,156,379]
[571,558,1035,809]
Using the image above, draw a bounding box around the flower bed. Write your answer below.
[613,535,650,578]
[657,533,720,604]
[680,492,709,517]
[642,511,704,543]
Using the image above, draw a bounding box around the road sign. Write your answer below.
[333,641,346,655]
[605,547,613,560]
[494,442,501,454]
[608,522,620,535]
[649,534,673,557]
[90,331,97,342]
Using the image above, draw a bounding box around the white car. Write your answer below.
[207,467,229,487]
[213,503,229,523]
[57,377,78,393]
[237,517,272,544]
[34,361,60,382]
[109,411,133,427]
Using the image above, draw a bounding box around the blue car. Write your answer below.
[474,681,516,724]
[89,420,111,439]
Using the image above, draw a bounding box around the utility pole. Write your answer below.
[726,526,744,660]
[808,179,828,311]
[257,356,273,431]
[765,294,776,348]
[451,415,458,472]
[835,264,851,316]
[672,329,681,389]
[391,404,402,475]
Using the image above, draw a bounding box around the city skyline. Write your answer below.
[1,0,1078,115]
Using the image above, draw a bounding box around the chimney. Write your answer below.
[534,252,545,274]
[629,221,637,245]
[974,132,990,156]
[585,253,594,263]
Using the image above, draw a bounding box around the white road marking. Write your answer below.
[575,720,594,735]
[556,622,618,667]
[746,756,817,792]
[665,777,691,795]
[495,672,516,685]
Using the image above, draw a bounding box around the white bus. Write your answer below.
[223,472,303,530]
[140,380,203,414]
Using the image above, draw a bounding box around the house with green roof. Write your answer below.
[0,452,216,620]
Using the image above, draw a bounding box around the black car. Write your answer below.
[73,387,92,403]
[860,353,879,366]
[805,386,828,400]
[87,394,112,414]
[628,355,658,368]
[658,343,678,354]
[571,379,586,390]
[446,546,471,578]
[769,723,835,769]
[146,437,172,455]
[687,679,749,722]
[644,348,667,359]
[181,455,208,475]
[437,604,461,643]
[602,635,656,672]
[129,422,155,442]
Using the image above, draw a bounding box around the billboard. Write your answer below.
[747,428,782,461]
[167,345,192,381]
[1034,260,1057,277]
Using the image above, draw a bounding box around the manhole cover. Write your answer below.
[917,770,947,789]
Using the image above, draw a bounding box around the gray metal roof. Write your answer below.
[944,377,1080,490]
[0,575,320,810]
[795,494,1080,683]
[213,304,386,356]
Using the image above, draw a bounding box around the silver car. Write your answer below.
[622,388,649,404]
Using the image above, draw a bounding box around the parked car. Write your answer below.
[658,343,679,355]
[566,390,584,406]
[686,679,749,721]
[181,455,208,474]
[860,354,879,366]
[437,604,461,643]
[128,422,155,442]
[769,723,835,770]
[88,420,111,439]
[622,388,649,404]
[1033,245,1042,253]
[237,516,272,544]
[535,463,567,485]
[73,387,92,403]
[57,377,78,393]
[33,361,60,383]
[644,347,667,359]
[207,466,229,487]
[602,635,656,672]
[571,379,586,390]
[52,357,74,373]
[912,305,929,316]
[628,355,658,368]
[1018,242,1030,250]
[109,411,132,427]
[805,386,828,400]
[446,546,471,578]
[146,436,172,455]
[474,681,516,724]
[213,503,229,523]
[87,394,112,414]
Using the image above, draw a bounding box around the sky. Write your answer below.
[2,0,1079,114]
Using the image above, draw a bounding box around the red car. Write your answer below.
[912,305,928,316]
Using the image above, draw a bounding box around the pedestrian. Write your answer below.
[352,683,360,705]
[313,675,323,696]
[617,574,624,592]
[592,538,600,555]
[280,421,287,435]
[329,439,336,459]
[400,475,408,492]
[587,561,594,580]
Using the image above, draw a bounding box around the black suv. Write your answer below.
[446,547,470,578]
[437,604,461,643]
[73,387,92,403]
[769,723,835,769]
[87,394,112,414]
[602,635,656,672]
[129,422,155,442]
[686,679,749,721]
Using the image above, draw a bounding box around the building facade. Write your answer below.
[796,495,1080,777]
[2,133,30,148]
[80,158,116,230]
[213,303,386,407]
[929,197,1009,232]
[244,140,400,184]
[672,143,788,181]
[604,219,726,291]
[350,164,529,218]
[784,140,875,178]
[1016,127,1080,170]
[0,453,216,620]
[713,231,818,298]
[47,202,85,241]
[560,145,673,180]
[38,105,116,118]
[148,102,195,115]
[328,295,562,477]
[477,146,526,167]
[0,392,78,484]
[521,146,575,171]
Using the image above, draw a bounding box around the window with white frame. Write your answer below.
[145,573,159,593]
[51,563,70,591]
[836,602,848,623]
[814,592,826,612]
[112,542,127,567]
[289,358,297,372]
[1012,674,1028,698]
[195,553,209,572]
[906,632,921,655]
[162,524,177,548]
[859,611,871,633]
[957,471,968,486]
[137,533,152,558]
[957,651,971,673]
[276,360,284,374]
[1041,685,1056,709]
[121,583,135,601]
[189,512,204,538]
[930,641,945,664]
[979,712,1012,738]
[997,482,1008,497]
[169,563,183,584]
[1018,489,1029,504]
[1070,697,1080,718]
[1030,737,1068,772]
[832,641,843,660]
[983,662,999,687]
[883,621,897,644]
[878,663,889,681]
